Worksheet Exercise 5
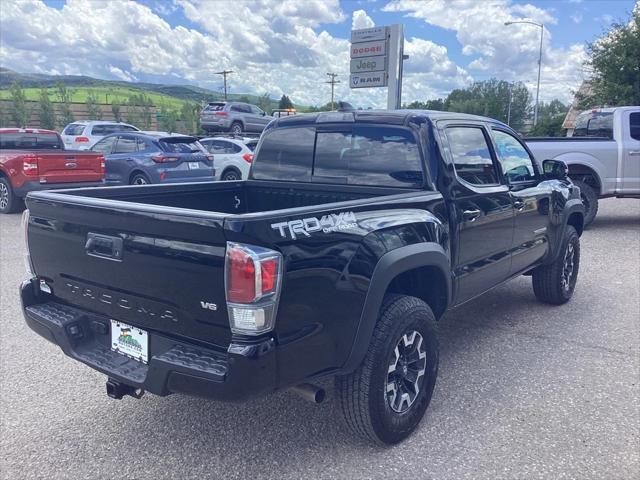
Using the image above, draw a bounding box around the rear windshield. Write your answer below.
[160,140,205,153]
[62,124,86,136]
[0,132,62,150]
[204,103,225,112]
[573,112,614,138]
[245,140,258,152]
[252,125,424,188]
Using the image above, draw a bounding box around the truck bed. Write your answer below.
[34,179,413,216]
[25,180,428,354]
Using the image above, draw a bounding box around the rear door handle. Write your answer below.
[629,150,640,156]
[463,209,481,221]
[513,200,525,210]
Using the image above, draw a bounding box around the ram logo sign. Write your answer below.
[271,212,358,240]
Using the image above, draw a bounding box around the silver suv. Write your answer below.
[200,102,273,134]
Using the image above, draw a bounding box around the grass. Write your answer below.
[0,86,190,111]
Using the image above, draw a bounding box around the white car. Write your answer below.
[199,136,258,181]
[61,121,139,150]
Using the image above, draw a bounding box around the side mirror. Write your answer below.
[542,159,568,180]
[260,111,266,116]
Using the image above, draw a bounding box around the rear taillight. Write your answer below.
[151,155,180,163]
[225,242,282,335]
[242,153,253,164]
[22,155,38,177]
[206,154,214,162]
[215,112,228,117]
[99,155,105,174]
[75,136,90,143]
[22,209,34,277]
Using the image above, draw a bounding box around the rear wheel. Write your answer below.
[221,169,241,181]
[335,295,439,445]
[130,172,150,185]
[230,122,243,135]
[532,225,580,305]
[572,179,598,227]
[0,177,24,214]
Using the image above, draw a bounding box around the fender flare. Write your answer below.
[545,198,585,264]
[340,243,451,374]
[556,156,605,195]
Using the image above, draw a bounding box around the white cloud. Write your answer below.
[571,12,583,24]
[109,66,137,82]
[1,0,572,108]
[383,0,587,102]
[352,9,375,30]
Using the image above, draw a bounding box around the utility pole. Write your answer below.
[215,70,234,101]
[325,73,340,111]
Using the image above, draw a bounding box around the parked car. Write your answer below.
[90,132,213,185]
[0,128,104,213]
[199,101,273,134]
[20,109,584,445]
[61,121,140,150]
[526,106,640,225]
[199,136,258,181]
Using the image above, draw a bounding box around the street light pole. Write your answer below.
[504,20,544,126]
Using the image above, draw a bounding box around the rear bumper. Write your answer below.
[20,280,277,401]
[17,180,105,198]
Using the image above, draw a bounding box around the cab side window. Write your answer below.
[445,127,499,185]
[492,130,537,183]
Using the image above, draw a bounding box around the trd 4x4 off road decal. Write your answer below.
[271,211,357,239]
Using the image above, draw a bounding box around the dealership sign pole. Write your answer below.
[349,24,405,109]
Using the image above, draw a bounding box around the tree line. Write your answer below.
[1,80,202,133]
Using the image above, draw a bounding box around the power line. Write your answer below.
[325,73,340,111]
[215,70,234,101]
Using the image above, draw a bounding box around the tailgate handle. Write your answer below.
[85,233,123,261]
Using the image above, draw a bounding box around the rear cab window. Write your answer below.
[573,111,614,138]
[0,131,63,150]
[252,124,424,188]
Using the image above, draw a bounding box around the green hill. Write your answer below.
[0,67,287,111]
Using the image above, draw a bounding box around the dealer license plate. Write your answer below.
[188,162,200,170]
[110,320,148,364]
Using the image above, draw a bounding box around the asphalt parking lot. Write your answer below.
[0,198,638,480]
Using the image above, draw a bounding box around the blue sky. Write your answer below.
[4,0,638,106]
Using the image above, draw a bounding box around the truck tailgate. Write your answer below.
[26,195,231,348]
[37,150,104,184]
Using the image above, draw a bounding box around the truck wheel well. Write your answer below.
[386,266,448,320]
[567,212,584,236]
[568,165,601,192]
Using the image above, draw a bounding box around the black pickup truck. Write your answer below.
[21,109,584,444]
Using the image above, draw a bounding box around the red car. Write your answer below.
[0,128,105,213]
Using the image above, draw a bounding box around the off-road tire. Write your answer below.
[335,295,439,445]
[572,179,598,227]
[0,177,24,214]
[532,225,580,305]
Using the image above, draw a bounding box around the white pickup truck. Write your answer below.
[526,106,640,225]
